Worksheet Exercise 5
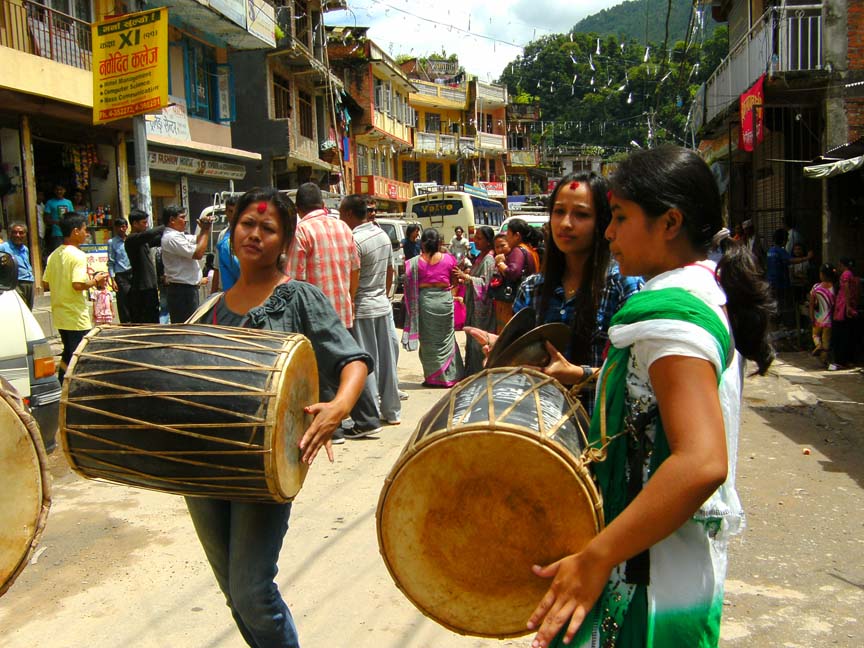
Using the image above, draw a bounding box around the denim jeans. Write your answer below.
[185,497,298,648]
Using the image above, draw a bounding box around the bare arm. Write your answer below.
[349,268,359,301]
[528,355,728,647]
[386,263,394,295]
[191,219,212,260]
[298,359,368,464]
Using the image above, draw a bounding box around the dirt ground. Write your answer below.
[1,339,862,647]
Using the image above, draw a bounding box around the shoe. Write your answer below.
[827,363,840,371]
[331,428,345,445]
[399,390,409,401]
[343,427,382,440]
[385,419,401,426]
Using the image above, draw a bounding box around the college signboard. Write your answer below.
[92,9,169,125]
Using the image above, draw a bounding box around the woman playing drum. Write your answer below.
[185,188,371,648]
[527,146,774,647]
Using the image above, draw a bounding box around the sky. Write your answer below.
[325,0,627,81]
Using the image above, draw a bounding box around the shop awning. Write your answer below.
[147,134,261,161]
[804,137,864,179]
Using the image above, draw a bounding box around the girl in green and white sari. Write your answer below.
[528,146,775,648]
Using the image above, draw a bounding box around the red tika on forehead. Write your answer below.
[606,190,613,203]
[257,201,267,213]
[570,181,580,190]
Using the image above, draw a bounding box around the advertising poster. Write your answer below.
[92,9,169,124]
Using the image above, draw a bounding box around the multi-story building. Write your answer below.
[134,0,275,220]
[690,0,862,263]
[505,100,543,195]
[0,0,131,279]
[229,0,347,193]
[468,78,509,201]
[327,26,415,212]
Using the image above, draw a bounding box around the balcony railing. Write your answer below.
[415,131,457,154]
[0,0,92,70]
[691,4,822,131]
[477,81,507,105]
[413,81,467,105]
[477,131,506,152]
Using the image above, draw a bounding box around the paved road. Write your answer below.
[1,337,862,647]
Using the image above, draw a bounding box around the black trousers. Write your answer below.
[128,288,160,323]
[58,328,88,383]
[114,271,133,323]
[165,282,200,324]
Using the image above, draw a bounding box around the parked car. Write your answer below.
[0,252,62,451]
[499,213,548,233]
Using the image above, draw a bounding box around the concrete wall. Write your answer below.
[0,48,92,107]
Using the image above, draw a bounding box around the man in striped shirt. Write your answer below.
[340,194,401,426]
[286,184,381,440]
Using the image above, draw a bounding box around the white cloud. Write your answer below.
[326,0,621,80]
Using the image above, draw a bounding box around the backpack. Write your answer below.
[489,246,530,303]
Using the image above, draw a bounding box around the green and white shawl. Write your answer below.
[553,264,744,648]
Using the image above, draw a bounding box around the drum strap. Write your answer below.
[624,404,658,586]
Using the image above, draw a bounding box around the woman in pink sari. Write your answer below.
[402,228,464,386]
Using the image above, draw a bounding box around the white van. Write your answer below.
[499,213,548,234]
[0,252,62,451]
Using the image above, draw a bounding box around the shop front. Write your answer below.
[354,175,411,213]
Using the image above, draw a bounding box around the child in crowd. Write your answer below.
[809,264,836,364]
[93,274,114,324]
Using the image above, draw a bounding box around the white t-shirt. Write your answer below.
[161,227,201,286]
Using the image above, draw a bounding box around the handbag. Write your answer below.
[489,247,529,303]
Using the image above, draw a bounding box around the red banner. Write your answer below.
[739,74,765,152]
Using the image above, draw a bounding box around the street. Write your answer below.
[1,335,862,648]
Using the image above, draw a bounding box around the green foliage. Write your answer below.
[496,12,729,154]
[573,0,720,42]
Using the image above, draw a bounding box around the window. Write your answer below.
[186,39,215,119]
[425,113,441,134]
[426,162,443,184]
[295,0,311,49]
[357,144,369,175]
[402,160,420,183]
[374,78,392,114]
[273,73,291,120]
[298,90,313,139]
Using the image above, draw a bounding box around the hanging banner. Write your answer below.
[738,74,765,153]
[92,9,169,124]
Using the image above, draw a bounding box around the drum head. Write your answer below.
[377,427,601,637]
[0,382,51,597]
[269,336,318,500]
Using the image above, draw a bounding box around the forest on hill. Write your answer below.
[496,2,728,156]
[572,0,719,43]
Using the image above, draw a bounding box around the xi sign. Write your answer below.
[92,9,169,125]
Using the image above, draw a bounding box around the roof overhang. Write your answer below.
[150,0,275,50]
[804,137,864,179]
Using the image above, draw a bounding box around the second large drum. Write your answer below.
[60,324,318,503]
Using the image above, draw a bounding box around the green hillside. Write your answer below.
[573,0,719,42]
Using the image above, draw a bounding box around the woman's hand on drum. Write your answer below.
[300,401,343,464]
[527,549,612,647]
[464,326,498,358]
[541,342,584,385]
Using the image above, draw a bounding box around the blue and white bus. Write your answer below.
[407,191,505,242]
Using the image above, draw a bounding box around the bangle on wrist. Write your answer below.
[580,365,593,379]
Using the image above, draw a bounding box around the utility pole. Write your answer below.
[132,115,153,223]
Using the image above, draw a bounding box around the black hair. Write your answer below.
[128,208,149,223]
[225,195,238,207]
[340,194,368,221]
[475,225,495,248]
[114,217,128,227]
[838,257,855,271]
[295,182,323,212]
[505,218,533,245]
[230,188,297,265]
[203,253,216,275]
[819,263,837,284]
[772,229,787,247]
[60,213,87,237]
[420,228,442,254]
[161,205,186,227]
[406,223,421,237]
[540,171,612,366]
[611,145,775,374]
[454,226,464,235]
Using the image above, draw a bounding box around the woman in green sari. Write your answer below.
[528,146,775,648]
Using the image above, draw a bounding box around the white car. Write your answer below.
[499,213,548,233]
[0,252,62,451]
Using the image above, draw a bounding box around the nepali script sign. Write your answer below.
[92,9,169,125]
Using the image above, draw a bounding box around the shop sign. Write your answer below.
[209,0,246,28]
[413,182,439,195]
[148,152,246,179]
[145,96,191,141]
[92,9,169,124]
[462,184,489,199]
[478,181,505,198]
[739,74,765,153]
[509,151,537,167]
[246,0,276,48]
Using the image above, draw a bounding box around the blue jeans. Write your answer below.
[185,498,298,648]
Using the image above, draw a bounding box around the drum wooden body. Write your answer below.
[377,367,603,638]
[1,379,51,597]
[60,325,318,503]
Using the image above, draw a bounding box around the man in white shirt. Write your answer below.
[160,205,211,323]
